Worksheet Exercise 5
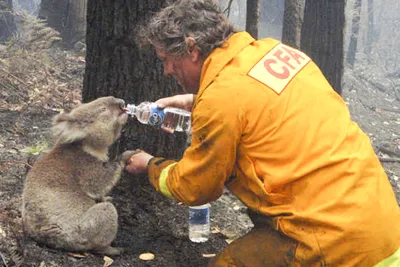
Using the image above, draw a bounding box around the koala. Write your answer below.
[22,96,136,256]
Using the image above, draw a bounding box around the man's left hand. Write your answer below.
[124,150,154,176]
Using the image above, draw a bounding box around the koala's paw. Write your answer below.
[119,149,142,165]
[102,196,113,202]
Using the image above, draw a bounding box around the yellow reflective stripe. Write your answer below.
[374,247,400,267]
[159,163,177,199]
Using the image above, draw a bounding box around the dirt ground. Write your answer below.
[1,56,399,266]
[0,107,251,267]
[0,47,253,266]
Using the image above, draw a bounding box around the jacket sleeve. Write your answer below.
[148,89,243,206]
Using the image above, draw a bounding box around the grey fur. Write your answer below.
[22,96,136,256]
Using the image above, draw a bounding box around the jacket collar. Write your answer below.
[198,32,255,96]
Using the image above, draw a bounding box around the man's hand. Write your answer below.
[119,149,142,168]
[155,94,195,111]
[124,150,154,176]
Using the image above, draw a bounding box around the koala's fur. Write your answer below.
[22,96,136,255]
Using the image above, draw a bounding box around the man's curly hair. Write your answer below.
[138,0,238,59]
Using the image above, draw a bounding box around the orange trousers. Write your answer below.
[208,212,298,267]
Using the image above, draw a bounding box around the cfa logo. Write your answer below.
[248,43,311,94]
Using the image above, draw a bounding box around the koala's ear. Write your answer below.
[52,112,86,144]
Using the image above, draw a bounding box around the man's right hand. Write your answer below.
[155,94,195,111]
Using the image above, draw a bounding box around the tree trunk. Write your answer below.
[246,0,260,39]
[83,0,187,159]
[82,3,227,264]
[38,0,87,48]
[282,0,304,49]
[38,0,68,41]
[65,0,87,47]
[300,0,345,96]
[0,0,16,42]
[366,0,374,54]
[346,0,362,68]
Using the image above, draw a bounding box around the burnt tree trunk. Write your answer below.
[66,0,87,47]
[39,0,87,48]
[346,0,362,68]
[366,0,374,55]
[82,2,226,265]
[0,0,16,42]
[282,0,304,49]
[83,0,186,160]
[300,0,345,96]
[246,0,260,39]
[38,0,68,42]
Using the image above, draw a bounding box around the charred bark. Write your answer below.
[39,0,87,48]
[246,0,260,39]
[346,0,362,68]
[83,0,186,159]
[282,0,304,49]
[0,0,16,42]
[366,0,375,54]
[82,4,227,265]
[300,0,345,96]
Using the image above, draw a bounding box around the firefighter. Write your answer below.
[125,0,400,266]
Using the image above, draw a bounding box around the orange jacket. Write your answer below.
[148,32,400,266]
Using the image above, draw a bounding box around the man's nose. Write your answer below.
[163,69,170,77]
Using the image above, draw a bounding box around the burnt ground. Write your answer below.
[0,108,252,267]
[1,59,399,267]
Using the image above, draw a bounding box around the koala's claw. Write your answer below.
[120,149,142,164]
[102,196,113,202]
[92,246,124,256]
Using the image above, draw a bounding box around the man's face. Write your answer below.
[156,47,202,94]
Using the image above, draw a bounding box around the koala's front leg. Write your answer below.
[80,150,140,201]
[118,149,142,168]
[80,161,122,201]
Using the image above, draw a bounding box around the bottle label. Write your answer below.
[149,105,165,127]
[189,207,209,225]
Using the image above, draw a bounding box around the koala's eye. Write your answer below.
[114,99,125,110]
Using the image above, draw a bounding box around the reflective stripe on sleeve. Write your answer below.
[159,163,177,199]
[374,247,400,267]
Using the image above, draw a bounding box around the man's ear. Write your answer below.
[190,45,200,63]
[186,37,200,63]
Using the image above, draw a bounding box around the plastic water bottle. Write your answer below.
[189,204,210,243]
[126,102,191,133]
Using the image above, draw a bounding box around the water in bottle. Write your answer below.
[189,204,210,243]
[126,102,191,133]
[163,107,191,133]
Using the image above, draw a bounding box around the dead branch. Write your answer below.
[0,160,33,168]
[223,0,235,17]
[379,157,400,163]
[374,106,400,114]
[0,251,9,267]
[0,67,27,86]
[379,145,400,158]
